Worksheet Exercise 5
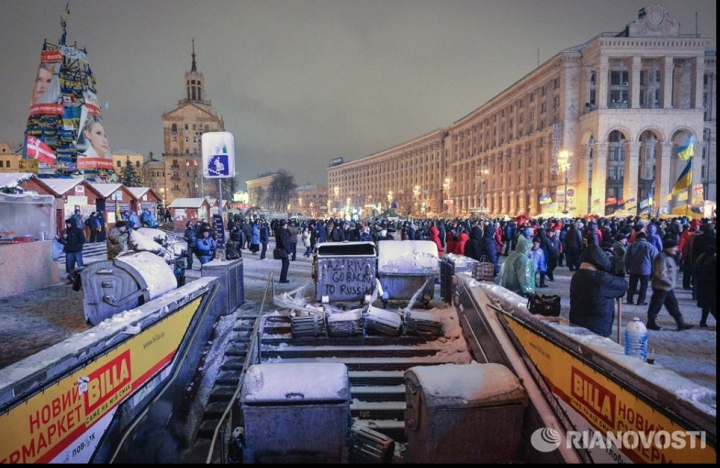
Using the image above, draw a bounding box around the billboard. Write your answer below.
[24,40,115,181]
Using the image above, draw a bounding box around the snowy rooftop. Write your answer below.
[89,182,123,197]
[0,172,35,189]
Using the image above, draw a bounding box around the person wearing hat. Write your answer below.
[611,232,629,279]
[624,231,657,306]
[195,226,217,265]
[646,238,693,331]
[184,220,197,269]
[569,244,629,337]
[275,219,291,283]
[56,218,86,282]
[107,221,130,260]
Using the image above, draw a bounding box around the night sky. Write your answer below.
[0,0,715,187]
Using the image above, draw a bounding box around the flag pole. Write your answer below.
[686,156,694,217]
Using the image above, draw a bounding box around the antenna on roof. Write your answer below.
[537,48,540,68]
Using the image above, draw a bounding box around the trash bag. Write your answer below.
[52,238,64,261]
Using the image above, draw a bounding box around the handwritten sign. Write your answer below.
[316,257,376,302]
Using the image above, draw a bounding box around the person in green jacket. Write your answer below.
[500,234,536,297]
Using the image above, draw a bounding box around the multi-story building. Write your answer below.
[246,173,276,208]
[289,184,328,218]
[328,4,716,218]
[112,150,144,176]
[0,143,21,173]
[161,41,225,206]
[142,157,166,206]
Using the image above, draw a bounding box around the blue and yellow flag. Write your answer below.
[674,135,695,161]
[671,159,693,196]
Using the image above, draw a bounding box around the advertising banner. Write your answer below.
[24,39,115,180]
[0,297,203,463]
[505,318,715,464]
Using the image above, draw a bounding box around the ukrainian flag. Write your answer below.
[674,135,695,161]
[671,160,693,196]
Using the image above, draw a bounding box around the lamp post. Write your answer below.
[413,185,420,216]
[333,185,339,214]
[557,150,572,214]
[478,164,489,213]
[443,178,451,215]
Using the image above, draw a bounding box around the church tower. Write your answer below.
[160,40,225,206]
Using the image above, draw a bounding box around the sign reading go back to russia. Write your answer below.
[201,131,235,179]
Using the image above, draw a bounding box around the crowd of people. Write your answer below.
[237,213,715,335]
[62,208,715,338]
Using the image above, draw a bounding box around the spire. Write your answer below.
[191,38,197,73]
[184,39,206,103]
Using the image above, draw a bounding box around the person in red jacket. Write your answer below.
[455,227,470,256]
[429,225,445,257]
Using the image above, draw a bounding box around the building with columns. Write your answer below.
[161,40,225,206]
[246,173,276,209]
[327,4,716,218]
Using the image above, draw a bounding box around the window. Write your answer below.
[553,96,560,108]
[117,161,122,168]
[541,103,547,113]
[0,161,3,168]
[610,70,629,86]
[609,166,617,179]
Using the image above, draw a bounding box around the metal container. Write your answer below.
[404,362,528,464]
[81,251,178,326]
[241,362,351,463]
[201,258,244,314]
[312,241,377,303]
[377,240,439,304]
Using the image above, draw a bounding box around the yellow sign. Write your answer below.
[0,297,203,464]
[505,318,715,464]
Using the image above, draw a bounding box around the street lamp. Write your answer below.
[443,178,451,214]
[557,150,572,214]
[478,164,489,213]
[413,185,420,216]
[333,185,339,214]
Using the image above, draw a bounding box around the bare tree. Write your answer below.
[269,170,297,212]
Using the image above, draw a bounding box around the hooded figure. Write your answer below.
[500,235,536,297]
[569,244,628,337]
[478,225,500,276]
[429,225,444,257]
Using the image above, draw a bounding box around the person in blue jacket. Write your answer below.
[194,226,217,265]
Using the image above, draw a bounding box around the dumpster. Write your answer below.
[377,240,439,307]
[201,258,244,314]
[312,241,377,303]
[241,362,352,463]
[405,362,528,464]
[81,251,178,326]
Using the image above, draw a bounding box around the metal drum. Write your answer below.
[81,251,178,326]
